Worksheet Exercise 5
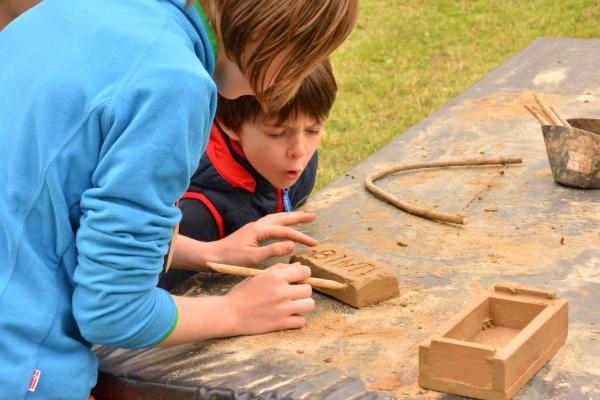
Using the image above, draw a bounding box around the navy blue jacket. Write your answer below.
[159,123,317,290]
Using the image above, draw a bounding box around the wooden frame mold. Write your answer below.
[419,283,568,400]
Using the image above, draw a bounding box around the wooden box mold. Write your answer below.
[419,283,568,400]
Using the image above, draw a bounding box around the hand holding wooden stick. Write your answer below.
[524,94,571,127]
[206,261,347,290]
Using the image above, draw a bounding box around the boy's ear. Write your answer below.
[216,117,241,141]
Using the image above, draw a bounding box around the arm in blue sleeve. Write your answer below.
[72,62,216,348]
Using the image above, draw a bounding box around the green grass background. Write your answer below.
[320,0,600,191]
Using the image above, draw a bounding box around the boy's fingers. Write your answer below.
[289,297,316,315]
[262,211,316,226]
[264,262,293,272]
[287,283,312,300]
[263,262,309,280]
[256,241,296,259]
[275,263,311,284]
[259,225,318,247]
[284,315,306,330]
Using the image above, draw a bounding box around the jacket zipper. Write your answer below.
[282,188,293,212]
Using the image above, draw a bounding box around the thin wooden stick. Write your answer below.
[205,261,347,290]
[364,157,523,225]
[163,223,179,272]
[549,106,571,127]
[532,106,552,125]
[524,105,549,126]
[533,94,562,126]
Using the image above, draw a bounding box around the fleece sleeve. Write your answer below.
[72,62,216,349]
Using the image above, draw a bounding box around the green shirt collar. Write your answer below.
[195,2,219,61]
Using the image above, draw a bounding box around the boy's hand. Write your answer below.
[224,262,315,335]
[213,211,319,267]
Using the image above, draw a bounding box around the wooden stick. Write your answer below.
[163,223,180,273]
[364,157,523,225]
[532,106,553,125]
[524,105,549,126]
[494,282,556,299]
[533,94,562,126]
[549,105,571,127]
[205,261,348,290]
[532,106,551,124]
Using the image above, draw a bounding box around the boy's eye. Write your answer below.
[307,129,322,135]
[266,131,285,137]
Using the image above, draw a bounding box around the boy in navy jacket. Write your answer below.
[160,59,337,290]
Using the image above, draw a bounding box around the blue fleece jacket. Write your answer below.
[0,0,216,398]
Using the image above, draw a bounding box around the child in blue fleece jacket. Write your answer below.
[160,59,337,291]
[0,0,357,398]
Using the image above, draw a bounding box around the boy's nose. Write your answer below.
[287,137,307,159]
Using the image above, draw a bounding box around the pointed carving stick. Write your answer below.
[206,262,348,290]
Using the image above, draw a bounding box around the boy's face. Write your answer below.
[229,113,324,189]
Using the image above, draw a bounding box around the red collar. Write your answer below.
[205,123,256,193]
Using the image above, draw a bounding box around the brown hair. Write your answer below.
[189,0,357,112]
[217,58,337,132]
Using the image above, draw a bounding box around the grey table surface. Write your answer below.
[95,38,600,400]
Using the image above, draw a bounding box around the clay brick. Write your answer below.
[290,244,399,308]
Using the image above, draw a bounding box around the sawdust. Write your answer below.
[518,185,531,193]
[188,282,450,396]
[559,256,600,290]
[369,163,509,220]
[464,177,500,189]
[145,142,597,397]
[415,171,441,184]
[302,184,359,212]
[382,166,505,192]
[365,211,391,221]
[542,323,600,380]
[322,190,600,278]
[533,68,567,86]
[457,91,566,123]
[366,372,404,392]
